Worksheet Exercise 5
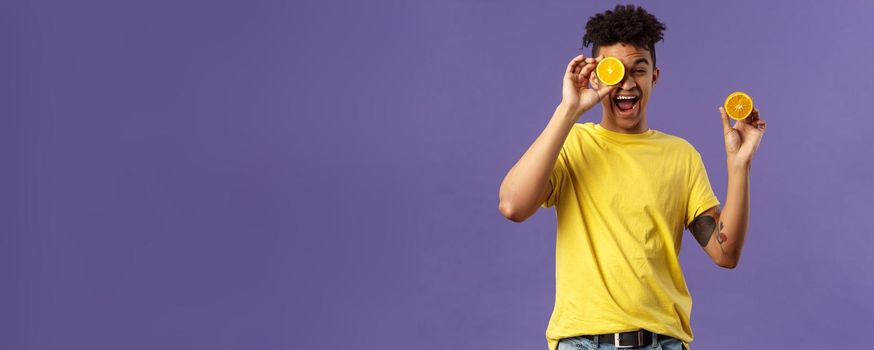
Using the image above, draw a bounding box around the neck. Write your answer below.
[599,114,648,134]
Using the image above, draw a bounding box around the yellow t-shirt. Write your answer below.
[541,122,720,350]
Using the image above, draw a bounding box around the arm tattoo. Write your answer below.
[690,216,716,247]
[691,215,730,255]
[716,221,727,254]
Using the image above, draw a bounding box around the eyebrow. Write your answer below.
[633,58,650,66]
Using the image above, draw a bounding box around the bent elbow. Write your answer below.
[498,201,527,223]
[717,258,738,269]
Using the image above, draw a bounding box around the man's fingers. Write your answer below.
[566,54,587,75]
[755,117,767,131]
[579,62,597,81]
[748,107,760,125]
[596,84,617,100]
[719,107,733,135]
[736,107,760,129]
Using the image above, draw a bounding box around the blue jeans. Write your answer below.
[557,333,685,350]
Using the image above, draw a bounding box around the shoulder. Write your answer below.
[652,129,701,156]
[655,129,694,147]
[565,122,591,142]
[574,121,592,134]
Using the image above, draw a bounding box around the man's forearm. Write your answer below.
[498,104,579,221]
[716,160,751,267]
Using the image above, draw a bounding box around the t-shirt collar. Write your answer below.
[592,122,656,140]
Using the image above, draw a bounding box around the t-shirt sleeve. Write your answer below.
[685,148,721,227]
[541,136,572,209]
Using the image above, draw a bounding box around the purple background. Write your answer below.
[3,0,873,349]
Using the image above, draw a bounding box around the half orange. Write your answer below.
[724,91,753,120]
[596,57,625,86]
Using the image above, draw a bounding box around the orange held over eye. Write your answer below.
[724,91,753,120]
[596,57,625,86]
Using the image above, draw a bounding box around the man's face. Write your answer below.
[593,43,660,131]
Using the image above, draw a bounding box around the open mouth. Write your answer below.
[613,95,640,116]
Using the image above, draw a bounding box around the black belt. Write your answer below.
[583,329,673,348]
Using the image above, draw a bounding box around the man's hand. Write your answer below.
[720,106,767,166]
[561,54,617,118]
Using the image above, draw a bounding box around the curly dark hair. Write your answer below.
[582,4,666,67]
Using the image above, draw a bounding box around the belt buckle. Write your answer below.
[614,330,642,349]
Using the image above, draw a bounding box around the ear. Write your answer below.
[590,71,601,90]
[652,67,660,86]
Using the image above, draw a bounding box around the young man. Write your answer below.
[497,5,767,350]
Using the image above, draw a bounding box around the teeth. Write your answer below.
[615,96,638,100]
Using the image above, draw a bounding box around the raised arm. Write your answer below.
[498,105,576,222]
[689,106,767,268]
[498,54,616,222]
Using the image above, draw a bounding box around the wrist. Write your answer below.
[727,157,751,172]
[556,103,583,121]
